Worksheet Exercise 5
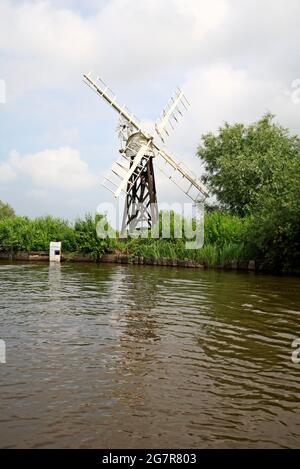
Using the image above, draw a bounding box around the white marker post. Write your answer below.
[49,241,61,262]
[0,339,6,364]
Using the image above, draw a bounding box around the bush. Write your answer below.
[246,175,300,272]
[74,213,113,260]
[0,213,113,259]
[0,200,15,220]
[204,211,249,247]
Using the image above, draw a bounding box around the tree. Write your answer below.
[197,113,300,217]
[246,162,300,272]
[0,200,15,219]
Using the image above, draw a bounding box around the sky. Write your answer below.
[0,0,300,220]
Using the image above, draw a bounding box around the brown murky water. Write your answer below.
[0,262,300,448]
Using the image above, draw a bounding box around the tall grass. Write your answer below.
[0,213,113,260]
[122,211,249,265]
[0,210,250,266]
[204,211,249,247]
[0,216,75,253]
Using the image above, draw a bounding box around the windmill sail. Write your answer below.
[83,72,141,132]
[156,149,209,201]
[155,88,190,142]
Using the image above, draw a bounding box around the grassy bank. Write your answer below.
[0,211,252,268]
[122,213,249,267]
[0,209,298,273]
[0,214,113,261]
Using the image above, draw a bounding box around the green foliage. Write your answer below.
[217,243,246,266]
[204,211,249,247]
[30,216,76,252]
[0,213,113,259]
[0,217,27,252]
[125,238,176,258]
[73,213,113,260]
[157,210,187,240]
[122,210,248,266]
[0,209,250,268]
[198,114,300,272]
[194,244,218,266]
[124,237,246,267]
[198,113,300,217]
[0,216,75,253]
[0,200,15,219]
[245,162,300,272]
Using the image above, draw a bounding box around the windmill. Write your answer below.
[83,72,209,233]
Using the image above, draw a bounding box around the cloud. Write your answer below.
[4,147,97,191]
[0,0,230,98]
[2,0,300,97]
[164,64,292,170]
[0,161,17,182]
[1,0,300,218]
[0,1,94,61]
[0,0,95,98]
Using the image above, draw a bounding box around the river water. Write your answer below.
[0,262,300,448]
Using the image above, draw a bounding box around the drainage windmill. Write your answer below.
[83,72,209,233]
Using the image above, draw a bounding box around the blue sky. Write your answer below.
[1,0,300,220]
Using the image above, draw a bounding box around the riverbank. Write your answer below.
[0,212,298,274]
[0,251,258,271]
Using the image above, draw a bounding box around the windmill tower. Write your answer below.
[83,72,209,233]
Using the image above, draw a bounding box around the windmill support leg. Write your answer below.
[121,156,158,234]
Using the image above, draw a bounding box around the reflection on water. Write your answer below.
[0,262,300,448]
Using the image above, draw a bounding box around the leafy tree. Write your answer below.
[0,200,15,219]
[246,161,300,272]
[197,113,300,217]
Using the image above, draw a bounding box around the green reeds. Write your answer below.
[0,210,250,267]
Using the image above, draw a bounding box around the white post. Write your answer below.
[49,241,62,262]
[0,339,6,364]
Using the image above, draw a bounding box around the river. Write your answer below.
[0,262,300,448]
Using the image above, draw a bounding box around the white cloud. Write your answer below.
[0,0,95,98]
[0,161,17,182]
[0,1,93,60]
[1,0,300,217]
[165,65,290,169]
[0,0,230,97]
[2,0,300,94]
[5,147,97,191]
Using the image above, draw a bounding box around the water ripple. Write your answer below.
[0,262,300,448]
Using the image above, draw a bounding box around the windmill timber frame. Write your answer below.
[83,72,209,234]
